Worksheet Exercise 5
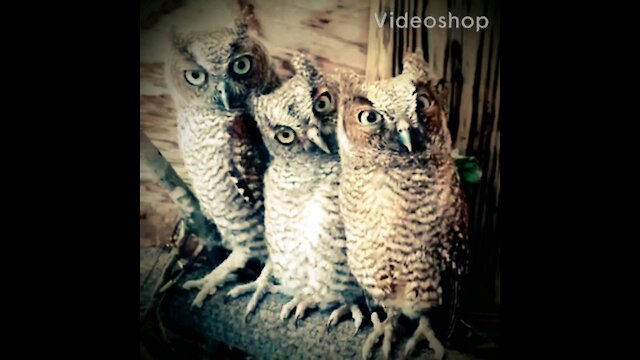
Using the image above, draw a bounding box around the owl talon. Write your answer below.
[402,316,445,360]
[280,297,300,321]
[293,297,317,326]
[183,270,238,308]
[229,260,273,322]
[351,304,363,335]
[361,311,398,360]
[327,304,348,329]
[182,249,248,307]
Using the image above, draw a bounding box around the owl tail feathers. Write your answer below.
[452,149,483,185]
[234,2,255,38]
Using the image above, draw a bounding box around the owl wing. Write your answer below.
[229,113,270,207]
[431,186,470,342]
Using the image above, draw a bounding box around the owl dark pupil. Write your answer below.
[237,61,246,69]
[282,132,290,138]
[192,72,200,79]
[318,100,326,108]
[367,113,377,123]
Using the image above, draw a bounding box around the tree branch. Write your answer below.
[140,130,221,248]
[159,268,481,360]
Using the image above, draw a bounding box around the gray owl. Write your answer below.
[336,52,469,359]
[238,53,365,331]
[165,11,279,308]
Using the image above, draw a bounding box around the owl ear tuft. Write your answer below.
[401,51,430,79]
[435,78,450,99]
[336,69,365,101]
[169,25,188,50]
[432,78,450,114]
[234,3,254,40]
[292,52,323,86]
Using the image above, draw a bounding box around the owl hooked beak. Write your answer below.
[397,118,412,152]
[215,82,231,111]
[306,126,330,154]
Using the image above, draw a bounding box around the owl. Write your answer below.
[242,53,365,331]
[336,51,469,360]
[164,10,279,309]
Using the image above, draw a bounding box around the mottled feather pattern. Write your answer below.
[253,54,364,309]
[165,17,281,307]
[339,155,467,318]
[164,16,471,355]
[336,52,469,357]
[176,107,267,257]
[264,155,361,305]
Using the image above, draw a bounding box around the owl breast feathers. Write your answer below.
[252,53,364,318]
[336,52,469,327]
[164,12,280,308]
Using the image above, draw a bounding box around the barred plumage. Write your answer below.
[336,51,469,360]
[249,53,365,330]
[165,11,279,309]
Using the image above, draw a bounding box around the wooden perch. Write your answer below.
[140,130,220,249]
[158,268,481,360]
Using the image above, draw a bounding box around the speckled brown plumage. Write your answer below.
[336,51,469,359]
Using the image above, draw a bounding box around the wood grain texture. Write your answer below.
[366,0,394,81]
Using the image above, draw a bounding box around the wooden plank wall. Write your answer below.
[140,0,501,311]
[365,0,501,310]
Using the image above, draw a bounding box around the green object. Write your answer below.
[452,149,482,185]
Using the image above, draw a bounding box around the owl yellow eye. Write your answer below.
[313,92,334,114]
[184,70,207,87]
[358,110,383,127]
[230,55,252,77]
[417,94,432,110]
[275,126,296,145]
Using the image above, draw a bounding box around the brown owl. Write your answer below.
[336,51,469,359]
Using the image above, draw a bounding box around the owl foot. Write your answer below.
[403,316,445,360]
[224,260,277,322]
[182,269,238,307]
[362,311,399,360]
[326,303,364,335]
[182,248,249,307]
[279,296,319,327]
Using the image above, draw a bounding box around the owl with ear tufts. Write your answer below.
[336,51,469,360]
[231,53,365,331]
[164,8,279,309]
